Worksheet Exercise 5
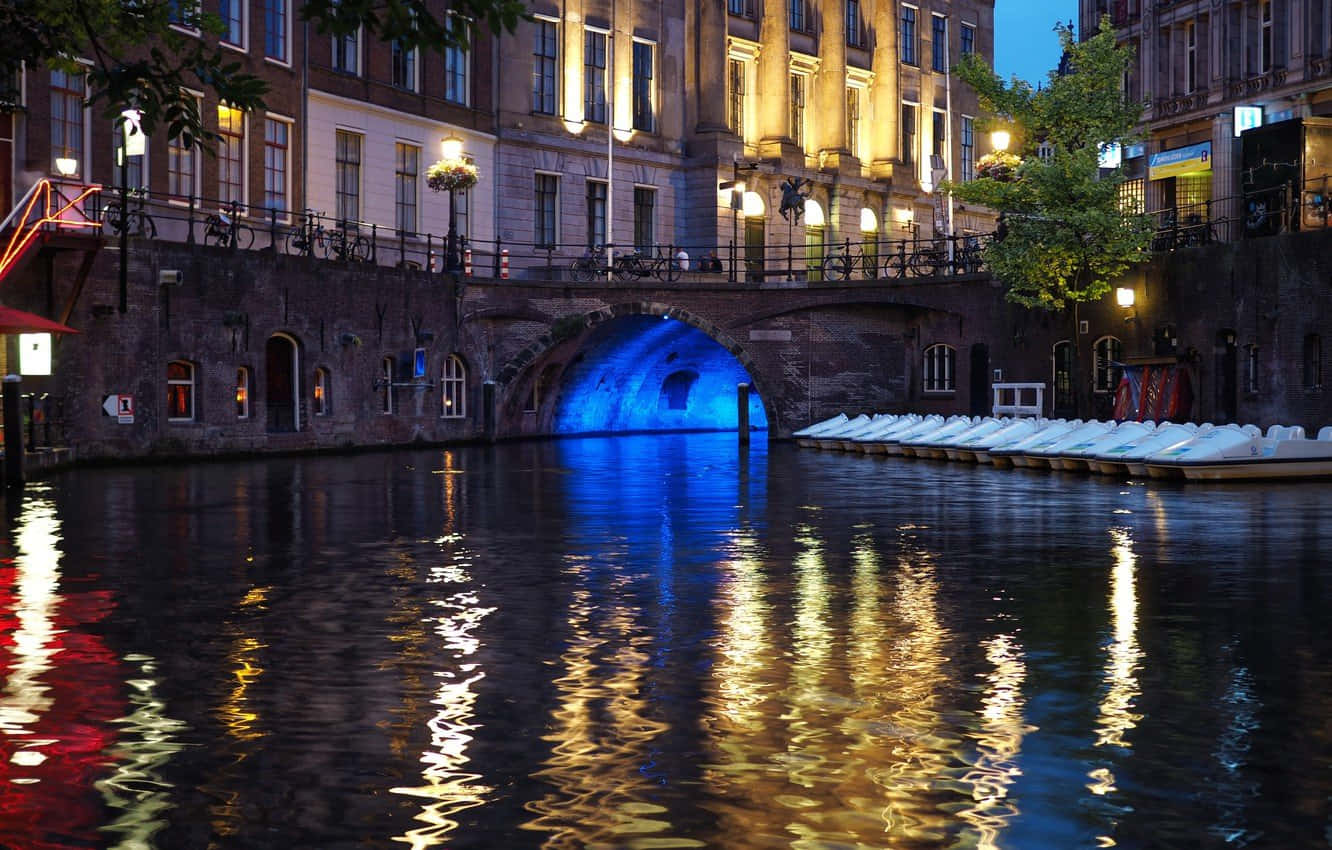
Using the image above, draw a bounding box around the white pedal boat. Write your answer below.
[987,420,1081,468]
[1145,425,1332,480]
[1090,422,1202,476]
[1018,421,1111,469]
[850,414,923,453]
[793,413,848,441]
[947,418,1041,463]
[870,415,952,456]
[1049,421,1157,472]
[899,417,983,458]
[907,417,1009,459]
[832,414,901,451]
[805,413,874,449]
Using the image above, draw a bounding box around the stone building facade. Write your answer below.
[1082,0,1332,230]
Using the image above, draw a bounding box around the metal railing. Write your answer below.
[1146,171,1332,252]
[74,185,996,285]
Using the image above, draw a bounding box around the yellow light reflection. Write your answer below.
[1094,528,1143,751]
[522,560,685,848]
[956,632,1032,850]
[96,653,188,849]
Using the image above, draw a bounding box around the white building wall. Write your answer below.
[307,91,496,249]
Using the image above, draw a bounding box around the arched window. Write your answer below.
[313,367,330,415]
[923,344,955,392]
[167,361,195,421]
[659,369,699,411]
[442,354,466,418]
[381,357,394,414]
[1052,340,1074,410]
[1093,335,1123,394]
[235,366,250,418]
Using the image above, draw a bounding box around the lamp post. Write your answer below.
[441,133,464,272]
[719,160,757,283]
[118,109,144,314]
[990,129,1011,153]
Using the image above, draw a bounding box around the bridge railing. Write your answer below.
[1145,170,1332,250]
[76,185,998,284]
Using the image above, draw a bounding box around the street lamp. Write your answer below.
[441,133,465,272]
[118,109,144,314]
[990,129,1011,153]
[719,160,757,282]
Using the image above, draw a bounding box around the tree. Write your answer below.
[945,18,1154,311]
[0,0,530,150]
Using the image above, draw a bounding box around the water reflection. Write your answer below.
[96,653,188,848]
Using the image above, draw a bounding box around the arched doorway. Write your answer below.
[742,190,765,282]
[266,333,301,432]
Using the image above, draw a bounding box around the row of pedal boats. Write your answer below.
[793,412,1332,480]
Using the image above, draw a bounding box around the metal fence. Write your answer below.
[73,185,998,285]
[1146,171,1332,251]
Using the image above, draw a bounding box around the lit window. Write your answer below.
[728,59,746,138]
[314,367,330,415]
[923,344,955,392]
[50,70,84,177]
[168,99,199,201]
[217,104,244,207]
[789,73,806,148]
[442,355,467,418]
[236,367,250,418]
[1094,335,1123,394]
[846,87,862,160]
[167,361,195,421]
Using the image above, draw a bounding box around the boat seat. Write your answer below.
[1241,424,1262,438]
[1318,426,1332,442]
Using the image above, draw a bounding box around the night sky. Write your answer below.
[993,0,1080,85]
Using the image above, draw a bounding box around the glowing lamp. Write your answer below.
[1116,287,1135,308]
[991,129,1011,152]
[441,133,465,160]
[121,108,146,157]
[803,199,825,227]
[860,207,879,233]
[741,190,765,217]
[54,156,78,176]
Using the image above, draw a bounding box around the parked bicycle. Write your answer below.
[569,245,682,283]
[953,234,986,274]
[906,239,950,277]
[203,202,255,250]
[326,224,373,263]
[101,189,157,238]
[286,210,330,257]
[821,242,878,281]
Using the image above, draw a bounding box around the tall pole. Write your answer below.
[119,145,128,314]
[944,17,955,269]
[605,3,615,279]
[446,186,459,271]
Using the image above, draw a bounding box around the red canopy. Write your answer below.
[0,305,80,335]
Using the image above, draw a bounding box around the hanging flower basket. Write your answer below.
[427,159,479,192]
[976,151,1022,182]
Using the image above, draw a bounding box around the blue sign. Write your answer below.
[413,348,426,379]
[1148,141,1212,180]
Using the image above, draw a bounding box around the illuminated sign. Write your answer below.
[19,333,51,376]
[1234,106,1263,136]
[1148,141,1211,181]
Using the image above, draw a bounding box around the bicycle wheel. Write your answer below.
[660,258,682,283]
[136,210,158,238]
[284,228,308,256]
[234,224,255,251]
[612,259,634,282]
[570,257,596,283]
[349,235,371,262]
[822,253,849,281]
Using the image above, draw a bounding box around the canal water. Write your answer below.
[2,433,1331,849]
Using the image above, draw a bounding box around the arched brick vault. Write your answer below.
[493,302,781,431]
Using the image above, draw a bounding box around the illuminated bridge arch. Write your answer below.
[496,302,775,435]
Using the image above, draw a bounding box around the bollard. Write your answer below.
[737,382,750,446]
[3,375,24,488]
[464,247,473,277]
[429,250,437,273]
[500,249,510,280]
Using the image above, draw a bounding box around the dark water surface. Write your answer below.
[3,434,1332,849]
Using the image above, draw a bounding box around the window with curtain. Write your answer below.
[263,118,289,214]
[633,41,655,132]
[395,142,419,236]
[50,70,84,176]
[335,130,362,224]
[533,20,558,114]
[584,30,607,124]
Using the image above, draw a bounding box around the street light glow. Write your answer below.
[991,129,1011,152]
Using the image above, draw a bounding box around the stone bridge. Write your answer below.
[21,240,1034,460]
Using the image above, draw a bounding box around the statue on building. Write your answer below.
[778,177,811,222]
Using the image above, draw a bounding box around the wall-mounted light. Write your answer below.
[741,190,765,217]
[440,133,464,160]
[1115,287,1135,308]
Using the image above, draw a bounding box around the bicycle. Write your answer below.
[101,189,157,238]
[570,245,602,282]
[953,235,986,274]
[821,242,876,281]
[327,225,373,263]
[285,210,330,258]
[907,239,949,277]
[203,202,255,250]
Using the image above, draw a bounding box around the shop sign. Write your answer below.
[1148,141,1212,181]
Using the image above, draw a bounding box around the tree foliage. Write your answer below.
[0,0,530,150]
[945,18,1154,310]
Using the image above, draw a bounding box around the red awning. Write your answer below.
[0,305,80,335]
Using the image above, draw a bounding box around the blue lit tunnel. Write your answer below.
[551,316,769,434]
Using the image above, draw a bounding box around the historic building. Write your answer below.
[1083,0,1332,232]
[490,0,998,278]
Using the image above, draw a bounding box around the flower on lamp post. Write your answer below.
[975,150,1022,182]
[429,133,479,273]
